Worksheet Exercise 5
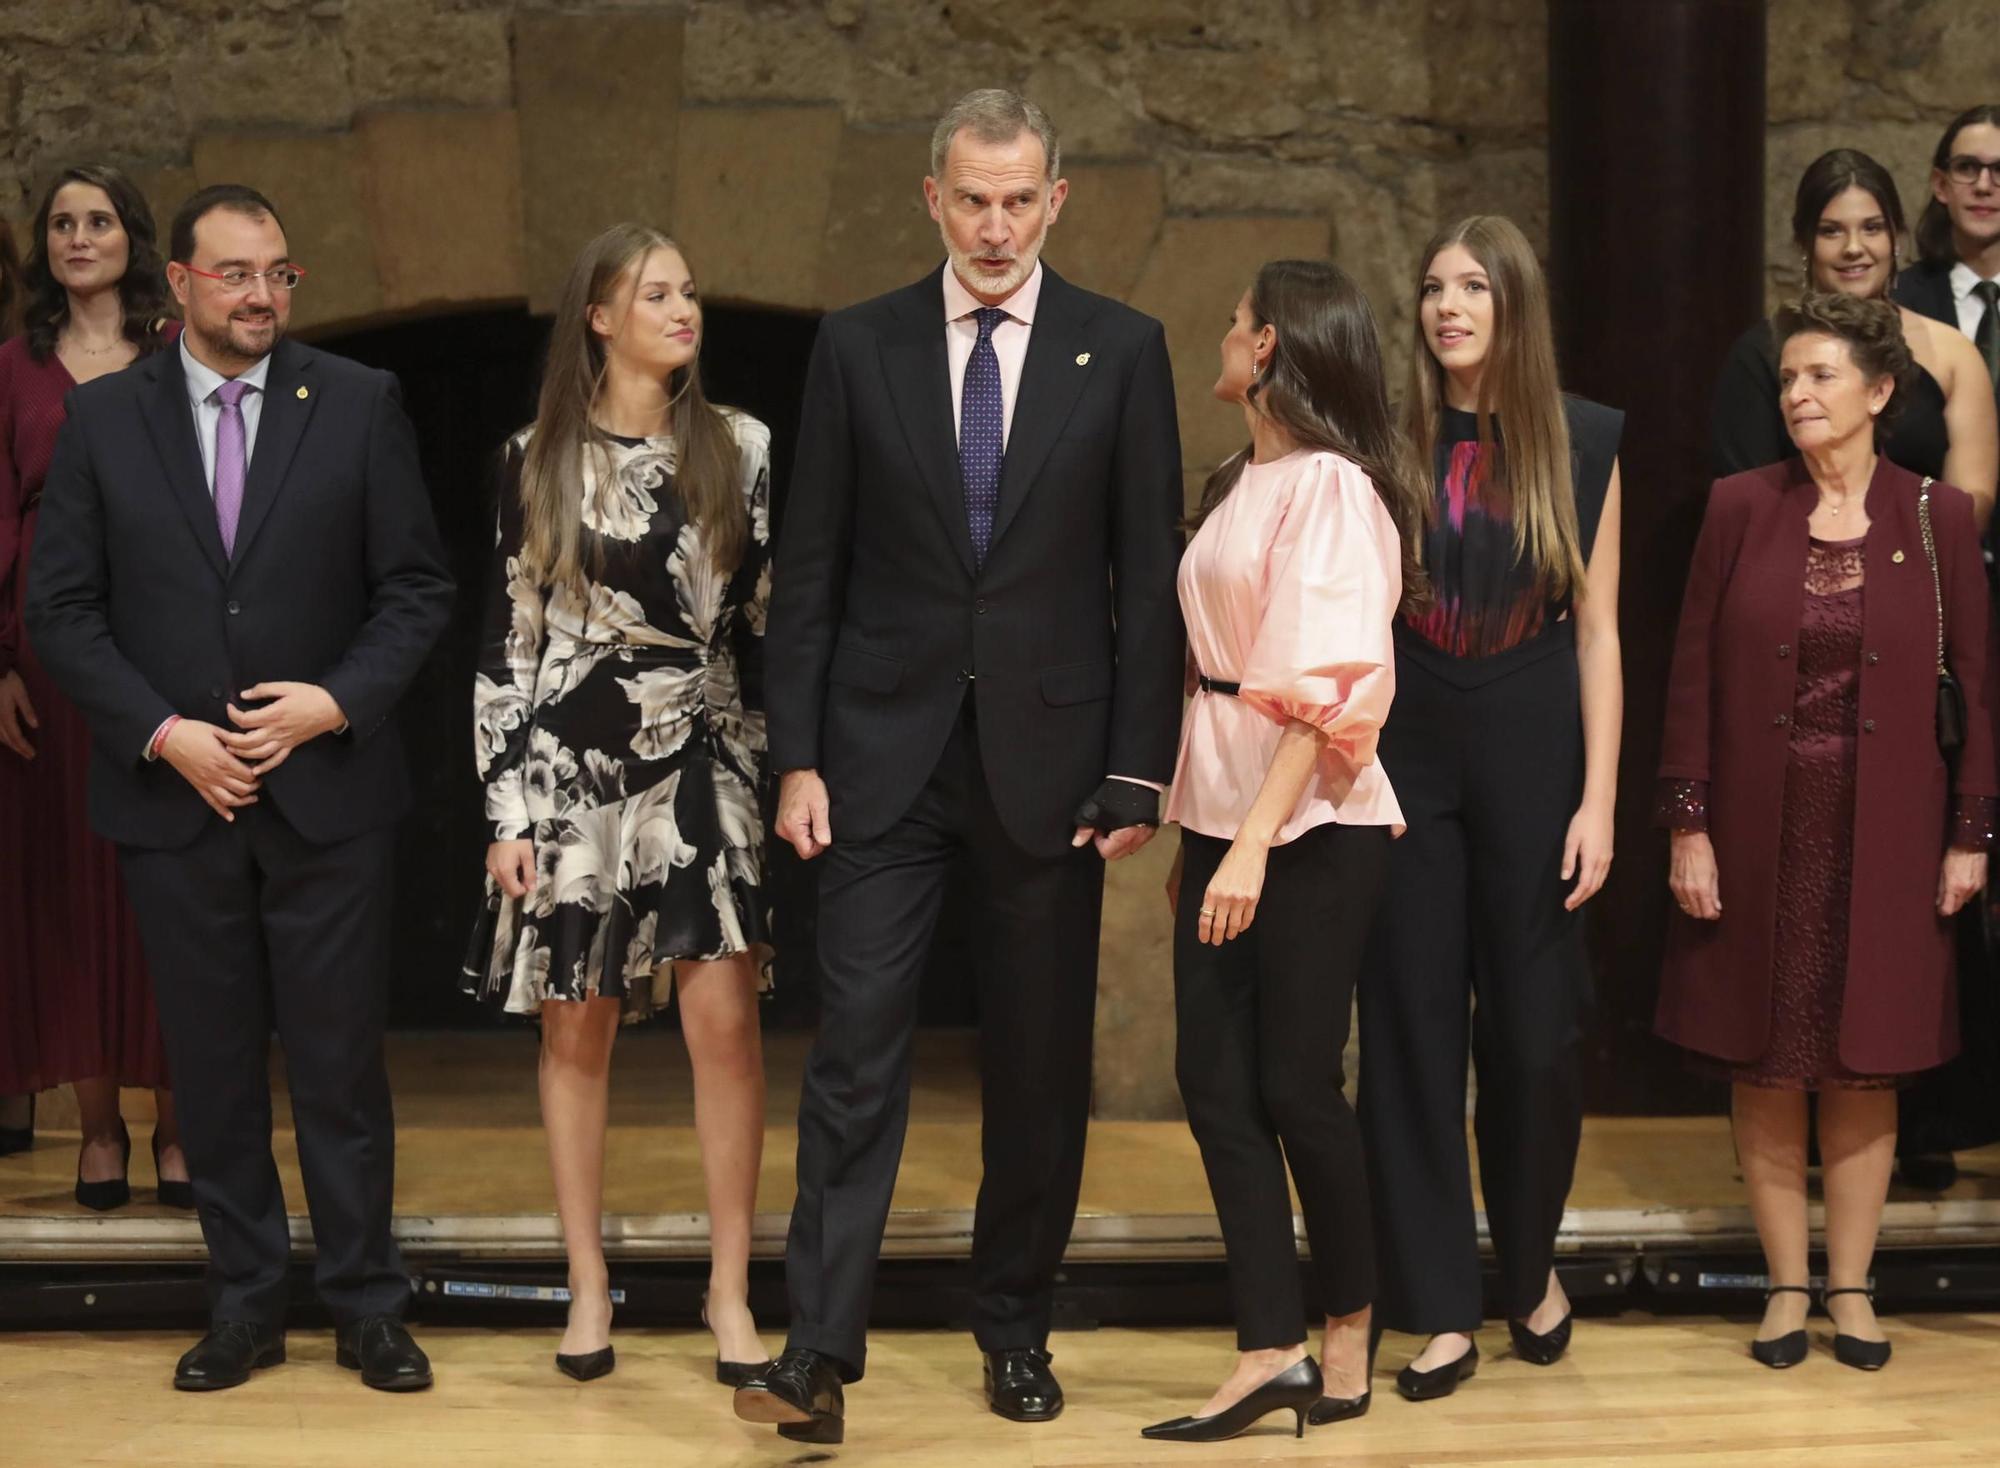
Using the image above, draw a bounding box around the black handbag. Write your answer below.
[1917,476,1967,756]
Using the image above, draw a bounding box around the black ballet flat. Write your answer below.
[74,1123,132,1212]
[152,1129,194,1210]
[1750,1285,1810,1369]
[0,1094,34,1156]
[1823,1287,1891,1371]
[1396,1337,1478,1401]
[1508,1310,1573,1365]
[1307,1328,1375,1425]
[1140,1356,1322,1442]
[555,1346,615,1382]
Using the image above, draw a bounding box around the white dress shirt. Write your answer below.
[943,262,1043,450]
[180,334,272,493]
[1949,261,2000,343]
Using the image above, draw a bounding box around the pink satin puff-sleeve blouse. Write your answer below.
[1166,448,1405,843]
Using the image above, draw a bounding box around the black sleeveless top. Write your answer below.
[1401,394,1624,664]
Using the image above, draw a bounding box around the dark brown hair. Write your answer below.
[169,183,286,265]
[22,164,171,360]
[0,221,21,342]
[1772,291,1914,443]
[519,223,746,586]
[1917,104,2000,266]
[1193,258,1428,613]
[1790,148,1906,268]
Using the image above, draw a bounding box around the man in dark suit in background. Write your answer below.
[27,185,453,1392]
[734,90,1184,1444]
[1896,104,2000,400]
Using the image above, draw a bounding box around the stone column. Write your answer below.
[1547,0,1766,1112]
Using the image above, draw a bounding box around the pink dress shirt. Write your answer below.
[1167,448,1405,843]
[943,262,1042,448]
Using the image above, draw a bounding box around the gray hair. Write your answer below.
[929,89,1061,183]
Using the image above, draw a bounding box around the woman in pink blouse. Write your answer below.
[1142,260,1426,1444]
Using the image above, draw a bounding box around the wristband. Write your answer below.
[151,716,182,760]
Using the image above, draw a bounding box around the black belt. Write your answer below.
[1197,674,1240,696]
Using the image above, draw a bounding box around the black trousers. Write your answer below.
[1175,822,1385,1350]
[1358,640,1589,1334]
[118,805,407,1327]
[784,703,1103,1380]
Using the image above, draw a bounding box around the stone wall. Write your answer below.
[1,0,1984,1116]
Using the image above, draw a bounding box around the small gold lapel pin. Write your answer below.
[296,386,309,399]
[1075,352,1091,366]
[1892,549,1905,564]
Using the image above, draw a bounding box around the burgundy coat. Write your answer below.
[1654,456,1996,1075]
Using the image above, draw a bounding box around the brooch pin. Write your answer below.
[1891,550,1905,564]
[1075,352,1091,366]
[296,386,309,399]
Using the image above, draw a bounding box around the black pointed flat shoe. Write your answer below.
[556,1345,615,1381]
[1823,1287,1891,1371]
[1140,1356,1322,1442]
[1396,1337,1478,1401]
[1750,1285,1810,1369]
[1508,1310,1572,1365]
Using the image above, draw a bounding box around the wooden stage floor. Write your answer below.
[6,1030,2000,1261]
[5,1315,2000,1466]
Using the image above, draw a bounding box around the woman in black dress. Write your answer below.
[465,224,772,1382]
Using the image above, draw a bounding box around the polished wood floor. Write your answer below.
[5,1315,2000,1466]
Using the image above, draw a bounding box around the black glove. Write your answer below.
[1073,778,1159,835]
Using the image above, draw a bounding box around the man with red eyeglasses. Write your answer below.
[26,184,452,1393]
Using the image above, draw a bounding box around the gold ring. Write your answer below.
[1199,907,1216,915]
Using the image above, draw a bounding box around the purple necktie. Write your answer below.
[213,378,251,556]
[959,306,1007,566]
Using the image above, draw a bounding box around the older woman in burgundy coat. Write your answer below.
[1657,292,1995,1373]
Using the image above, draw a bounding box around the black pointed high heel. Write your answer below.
[151,1129,194,1210]
[74,1121,132,1211]
[1397,1335,1478,1401]
[1140,1356,1322,1442]
[1750,1285,1810,1368]
[1308,1324,1376,1425]
[1508,1310,1573,1365]
[555,1345,616,1381]
[703,1292,771,1387]
[1823,1287,1891,1371]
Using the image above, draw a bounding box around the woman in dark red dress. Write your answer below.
[0,165,187,1208]
[1657,292,1996,1371]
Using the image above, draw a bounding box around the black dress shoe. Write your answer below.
[1396,1337,1478,1401]
[984,1347,1064,1422]
[1823,1287,1892,1371]
[174,1321,285,1391]
[151,1130,194,1210]
[733,1347,845,1444]
[1750,1285,1810,1369]
[1308,1333,1375,1425]
[74,1123,131,1211]
[1508,1310,1573,1365]
[1141,1356,1322,1442]
[1897,1152,1959,1192]
[336,1316,434,1392]
[555,1346,615,1381]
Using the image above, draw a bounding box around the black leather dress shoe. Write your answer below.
[985,1347,1064,1422]
[336,1316,434,1392]
[1897,1152,1959,1191]
[733,1348,845,1444]
[174,1321,285,1391]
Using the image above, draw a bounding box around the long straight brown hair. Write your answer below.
[518,223,744,588]
[1403,215,1585,601]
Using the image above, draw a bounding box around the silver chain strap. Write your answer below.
[1917,475,1946,677]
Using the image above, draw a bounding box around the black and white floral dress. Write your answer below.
[462,413,772,1018]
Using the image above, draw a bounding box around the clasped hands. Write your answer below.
[161,681,346,823]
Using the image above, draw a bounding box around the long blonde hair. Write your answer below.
[1403,215,1585,600]
[518,223,744,587]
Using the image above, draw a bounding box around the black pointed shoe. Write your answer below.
[151,1130,194,1210]
[336,1316,434,1392]
[1750,1285,1810,1369]
[702,1291,770,1387]
[74,1123,131,1212]
[1823,1287,1892,1371]
[1508,1310,1573,1365]
[174,1321,286,1391]
[984,1347,1064,1422]
[555,1346,615,1381]
[1141,1356,1322,1442]
[1396,1337,1478,1401]
[733,1348,845,1444]
[1308,1333,1376,1425]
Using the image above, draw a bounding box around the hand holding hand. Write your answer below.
[219,682,346,775]
[161,719,261,822]
[777,769,833,859]
[0,670,37,760]
[1668,830,1722,921]
[486,839,538,899]
[1071,779,1160,860]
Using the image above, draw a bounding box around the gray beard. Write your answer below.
[940,214,1051,299]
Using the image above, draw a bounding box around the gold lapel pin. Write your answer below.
[1075,352,1091,366]
[1892,549,1905,563]
[296,386,309,399]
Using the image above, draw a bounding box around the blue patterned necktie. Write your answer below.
[959,306,1008,565]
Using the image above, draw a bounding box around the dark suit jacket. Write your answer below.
[25,337,453,850]
[1654,457,1995,1074]
[765,264,1185,859]
[1893,257,1960,328]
